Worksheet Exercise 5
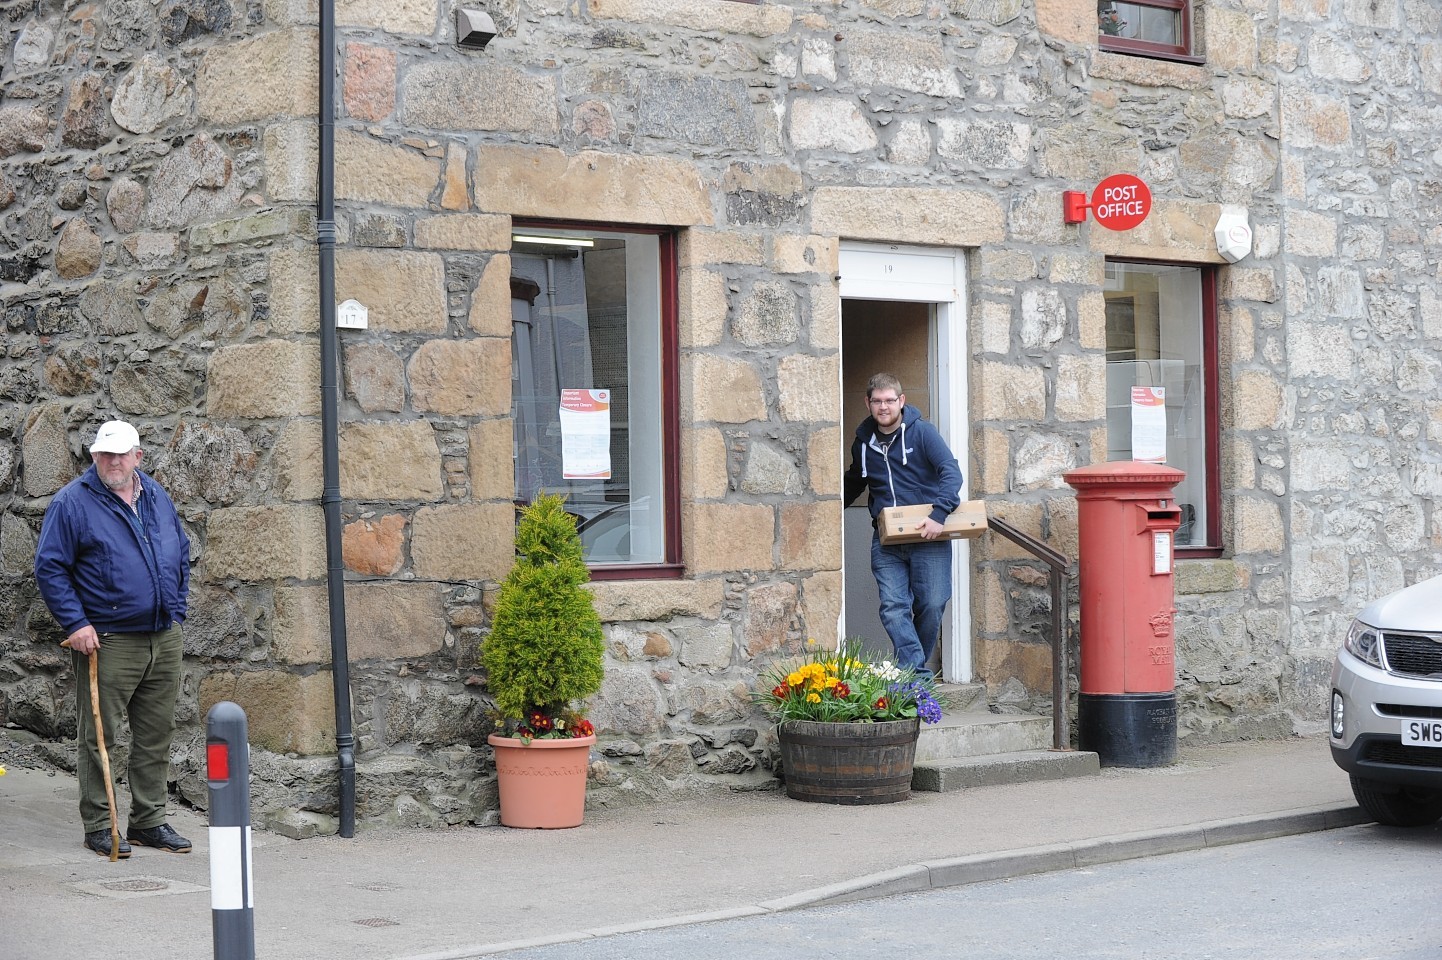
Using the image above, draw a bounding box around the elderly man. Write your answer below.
[35,420,192,858]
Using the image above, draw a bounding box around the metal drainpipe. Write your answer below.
[317,0,356,838]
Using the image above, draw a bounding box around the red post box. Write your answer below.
[1063,462,1185,767]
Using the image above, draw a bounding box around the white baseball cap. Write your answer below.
[90,420,141,455]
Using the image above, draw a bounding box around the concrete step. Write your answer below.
[934,681,988,712]
[911,702,1101,793]
[912,749,1101,792]
[915,710,1055,763]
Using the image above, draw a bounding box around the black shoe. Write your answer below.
[83,829,132,859]
[126,822,192,854]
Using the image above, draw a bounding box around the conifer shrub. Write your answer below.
[482,494,605,739]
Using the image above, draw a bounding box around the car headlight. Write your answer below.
[1344,619,1383,668]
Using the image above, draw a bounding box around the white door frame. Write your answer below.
[838,242,971,683]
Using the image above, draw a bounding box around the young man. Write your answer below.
[843,373,963,678]
[34,420,192,858]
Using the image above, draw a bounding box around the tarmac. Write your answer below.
[0,734,1365,960]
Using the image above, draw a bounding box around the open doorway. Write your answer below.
[838,243,971,682]
[841,300,935,666]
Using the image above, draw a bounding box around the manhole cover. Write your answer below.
[354,918,400,928]
[100,879,169,893]
[69,874,206,900]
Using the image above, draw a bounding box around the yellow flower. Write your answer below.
[787,671,803,687]
[0,765,6,776]
[823,676,840,689]
[805,692,821,703]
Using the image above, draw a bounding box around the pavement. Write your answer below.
[0,734,1366,960]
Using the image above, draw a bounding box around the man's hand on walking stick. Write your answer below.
[61,625,100,655]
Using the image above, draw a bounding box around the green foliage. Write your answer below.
[482,494,605,725]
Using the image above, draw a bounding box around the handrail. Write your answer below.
[986,515,1072,752]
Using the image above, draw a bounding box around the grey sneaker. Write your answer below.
[126,822,192,854]
[83,829,132,859]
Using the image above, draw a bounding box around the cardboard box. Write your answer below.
[879,500,988,545]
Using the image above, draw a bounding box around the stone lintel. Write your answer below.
[811,187,1005,246]
[1088,199,1227,263]
[475,145,713,226]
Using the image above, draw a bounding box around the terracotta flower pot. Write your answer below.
[488,733,596,828]
[777,717,920,805]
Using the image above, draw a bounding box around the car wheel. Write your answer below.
[1350,775,1442,827]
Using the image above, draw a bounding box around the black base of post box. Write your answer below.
[1078,692,1177,767]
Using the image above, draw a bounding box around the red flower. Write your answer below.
[834,683,850,698]
[529,712,553,732]
[874,697,888,709]
[772,683,790,699]
[572,718,594,737]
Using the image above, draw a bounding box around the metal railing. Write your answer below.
[986,515,1073,751]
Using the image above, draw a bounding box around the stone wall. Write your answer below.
[1,0,1439,827]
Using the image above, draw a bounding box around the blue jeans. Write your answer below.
[870,534,952,676]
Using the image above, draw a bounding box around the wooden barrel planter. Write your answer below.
[777,717,921,804]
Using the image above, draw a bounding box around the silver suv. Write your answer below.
[1330,574,1442,826]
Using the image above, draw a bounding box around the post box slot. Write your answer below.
[1137,506,1182,534]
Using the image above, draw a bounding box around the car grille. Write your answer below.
[1363,741,1442,768]
[1383,632,1442,678]
[1376,704,1442,720]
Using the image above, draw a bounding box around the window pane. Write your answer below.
[1103,262,1208,547]
[1099,2,1182,46]
[510,229,665,564]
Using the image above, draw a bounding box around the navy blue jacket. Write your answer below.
[844,404,963,527]
[34,465,191,635]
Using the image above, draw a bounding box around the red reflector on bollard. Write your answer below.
[208,742,230,782]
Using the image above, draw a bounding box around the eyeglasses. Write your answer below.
[868,397,901,407]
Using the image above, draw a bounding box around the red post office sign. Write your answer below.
[1091,174,1152,231]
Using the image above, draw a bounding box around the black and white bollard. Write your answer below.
[206,701,255,960]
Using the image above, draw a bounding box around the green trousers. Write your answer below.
[73,624,183,833]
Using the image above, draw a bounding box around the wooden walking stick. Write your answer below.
[63,639,120,862]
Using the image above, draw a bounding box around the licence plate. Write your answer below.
[1401,719,1442,747]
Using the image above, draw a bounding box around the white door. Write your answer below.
[838,242,971,682]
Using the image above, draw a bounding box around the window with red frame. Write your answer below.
[1098,0,1199,62]
[1103,260,1221,554]
[509,223,682,577]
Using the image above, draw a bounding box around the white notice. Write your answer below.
[1152,531,1172,576]
[559,389,611,479]
[1131,386,1167,463]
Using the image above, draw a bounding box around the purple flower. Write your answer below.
[889,680,943,724]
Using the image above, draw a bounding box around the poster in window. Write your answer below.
[1131,386,1167,463]
[560,388,612,479]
